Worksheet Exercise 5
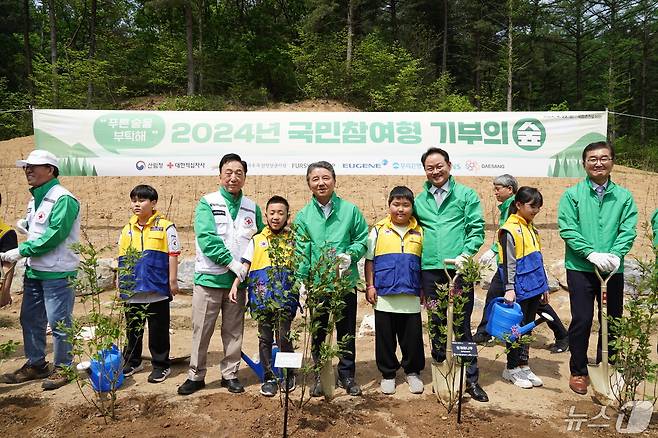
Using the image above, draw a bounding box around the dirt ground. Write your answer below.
[1,103,658,437]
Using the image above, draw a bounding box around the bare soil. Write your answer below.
[1,100,657,437]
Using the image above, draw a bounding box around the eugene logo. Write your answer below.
[94,112,165,153]
[512,118,546,151]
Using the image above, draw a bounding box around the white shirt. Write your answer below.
[319,200,333,219]
[430,180,450,209]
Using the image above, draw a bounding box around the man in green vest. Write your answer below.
[0,150,80,390]
[178,153,264,396]
[558,141,638,396]
[413,147,488,402]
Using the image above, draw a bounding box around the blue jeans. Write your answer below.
[21,276,75,367]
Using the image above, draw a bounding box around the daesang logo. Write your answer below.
[465,160,479,172]
[135,160,146,171]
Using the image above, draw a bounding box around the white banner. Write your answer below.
[32,109,607,177]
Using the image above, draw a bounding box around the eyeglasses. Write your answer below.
[585,156,612,164]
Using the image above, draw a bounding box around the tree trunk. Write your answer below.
[346,0,353,70]
[87,0,97,108]
[506,0,513,111]
[197,0,204,94]
[441,0,447,74]
[390,0,398,42]
[22,0,33,105]
[48,0,58,107]
[185,3,195,96]
[639,1,648,145]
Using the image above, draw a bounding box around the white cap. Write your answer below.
[16,150,60,169]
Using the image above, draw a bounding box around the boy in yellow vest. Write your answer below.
[364,186,425,395]
[118,185,180,383]
[229,195,298,397]
[0,193,18,307]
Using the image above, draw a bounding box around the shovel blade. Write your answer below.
[587,363,624,403]
[431,360,463,402]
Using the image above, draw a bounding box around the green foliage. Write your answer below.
[613,136,658,173]
[290,32,475,112]
[156,94,228,111]
[0,340,19,361]
[32,50,118,109]
[0,77,32,139]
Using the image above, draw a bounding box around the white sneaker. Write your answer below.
[380,378,396,394]
[519,366,543,387]
[406,373,424,394]
[502,367,533,389]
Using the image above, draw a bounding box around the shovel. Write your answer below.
[431,259,465,402]
[587,267,623,403]
[0,261,16,306]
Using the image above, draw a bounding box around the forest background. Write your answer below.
[0,0,657,170]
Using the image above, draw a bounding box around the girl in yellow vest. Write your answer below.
[498,187,550,389]
[364,186,425,395]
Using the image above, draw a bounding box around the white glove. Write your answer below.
[337,253,352,275]
[604,253,621,273]
[586,252,610,272]
[228,259,248,282]
[0,248,22,264]
[478,249,496,266]
[454,254,469,270]
[15,219,29,235]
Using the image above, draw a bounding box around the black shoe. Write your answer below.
[337,376,362,396]
[260,379,278,397]
[311,376,323,397]
[551,337,569,354]
[221,377,245,393]
[472,332,491,345]
[148,368,171,383]
[466,383,489,402]
[177,379,205,395]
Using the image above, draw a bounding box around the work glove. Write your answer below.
[604,253,621,273]
[454,254,469,270]
[228,259,248,282]
[478,249,496,266]
[0,248,22,264]
[586,252,610,272]
[15,219,28,235]
[337,253,351,276]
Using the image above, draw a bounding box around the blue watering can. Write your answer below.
[88,344,124,392]
[241,343,282,383]
[485,297,553,342]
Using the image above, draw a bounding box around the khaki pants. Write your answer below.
[187,285,246,381]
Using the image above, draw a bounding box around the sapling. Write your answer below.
[608,236,658,413]
[60,233,144,421]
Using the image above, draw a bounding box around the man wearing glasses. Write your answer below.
[178,153,264,395]
[558,141,637,395]
[1,150,80,390]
